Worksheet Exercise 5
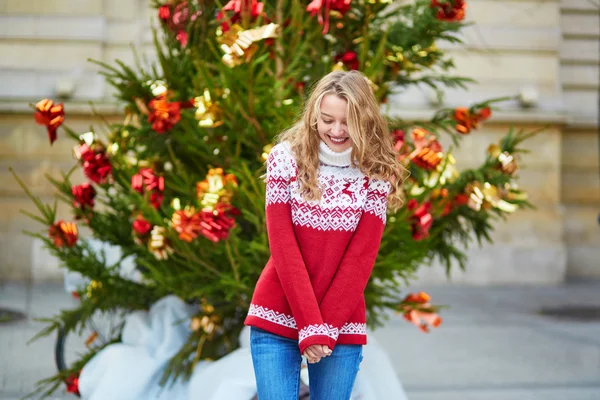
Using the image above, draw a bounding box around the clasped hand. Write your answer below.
[303,344,332,364]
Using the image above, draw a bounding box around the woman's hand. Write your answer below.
[303,345,332,364]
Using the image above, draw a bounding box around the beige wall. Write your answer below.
[0,0,598,283]
[559,0,600,279]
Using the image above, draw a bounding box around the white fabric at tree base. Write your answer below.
[79,296,409,400]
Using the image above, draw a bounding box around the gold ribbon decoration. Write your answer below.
[218,23,280,67]
[194,89,224,128]
[488,144,519,176]
[196,168,238,211]
[148,226,174,260]
[466,182,518,213]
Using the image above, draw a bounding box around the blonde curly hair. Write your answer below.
[276,70,407,212]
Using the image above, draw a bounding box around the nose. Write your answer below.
[331,123,344,136]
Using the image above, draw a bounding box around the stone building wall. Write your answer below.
[559,0,600,279]
[0,0,598,283]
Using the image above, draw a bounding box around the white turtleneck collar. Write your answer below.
[318,140,353,167]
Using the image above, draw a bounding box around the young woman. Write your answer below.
[244,70,406,400]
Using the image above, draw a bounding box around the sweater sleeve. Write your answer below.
[265,143,338,354]
[318,177,391,350]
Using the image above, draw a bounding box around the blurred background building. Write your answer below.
[0,0,598,284]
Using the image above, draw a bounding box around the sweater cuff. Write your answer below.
[298,334,337,354]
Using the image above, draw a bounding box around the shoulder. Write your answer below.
[271,141,292,157]
[266,142,297,177]
[268,142,295,164]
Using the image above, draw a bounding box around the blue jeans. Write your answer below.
[250,327,363,400]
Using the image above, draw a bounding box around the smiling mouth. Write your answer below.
[328,135,349,144]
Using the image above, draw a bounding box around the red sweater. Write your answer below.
[244,141,391,354]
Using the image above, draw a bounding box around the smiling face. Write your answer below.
[316,94,353,152]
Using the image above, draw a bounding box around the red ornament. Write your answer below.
[408,128,443,170]
[453,106,491,134]
[217,0,265,32]
[172,207,204,242]
[148,95,182,134]
[170,1,192,31]
[131,168,165,209]
[454,193,469,205]
[76,145,112,184]
[132,214,152,236]
[157,1,200,47]
[131,168,164,193]
[307,0,352,33]
[65,374,80,396]
[158,5,170,22]
[431,0,466,22]
[198,203,240,243]
[149,192,163,210]
[334,51,359,70]
[176,30,188,47]
[397,292,442,333]
[71,183,96,210]
[407,199,433,240]
[392,129,405,151]
[49,220,79,248]
[34,99,64,145]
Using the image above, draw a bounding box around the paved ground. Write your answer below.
[1,281,600,400]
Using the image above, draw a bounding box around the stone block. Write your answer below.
[561,170,600,204]
[0,15,36,39]
[106,20,142,45]
[437,26,560,52]
[468,1,560,28]
[30,236,63,282]
[0,117,75,158]
[0,68,105,100]
[450,51,559,84]
[560,38,600,63]
[105,0,148,20]
[0,69,38,98]
[561,64,600,88]
[0,232,33,281]
[516,167,561,205]
[562,13,600,37]
[567,246,600,279]
[562,129,600,169]
[563,90,600,121]
[561,0,600,11]
[0,15,104,41]
[564,205,600,244]
[414,242,567,285]
[3,0,102,15]
[0,42,103,70]
[489,207,564,246]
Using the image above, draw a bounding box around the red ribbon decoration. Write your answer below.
[34,99,65,145]
[131,168,165,209]
[48,220,79,248]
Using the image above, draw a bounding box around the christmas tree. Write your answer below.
[14,0,533,397]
